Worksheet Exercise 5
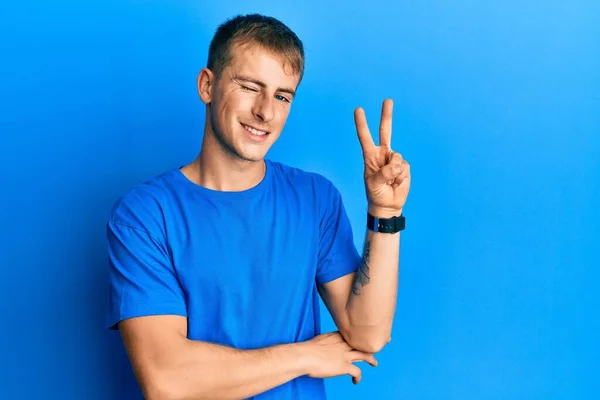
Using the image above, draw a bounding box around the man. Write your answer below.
[106,13,411,400]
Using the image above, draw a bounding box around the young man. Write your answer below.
[106,13,411,400]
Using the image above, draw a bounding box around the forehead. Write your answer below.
[225,43,300,87]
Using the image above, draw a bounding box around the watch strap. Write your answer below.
[367,213,405,233]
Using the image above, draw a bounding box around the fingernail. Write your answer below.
[392,166,402,174]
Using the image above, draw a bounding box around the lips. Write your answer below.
[241,123,270,136]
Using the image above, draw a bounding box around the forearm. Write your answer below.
[344,212,401,351]
[149,339,309,400]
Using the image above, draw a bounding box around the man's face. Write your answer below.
[202,43,300,162]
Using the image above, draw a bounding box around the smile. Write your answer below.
[242,124,269,136]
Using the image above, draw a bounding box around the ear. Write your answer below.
[197,68,214,104]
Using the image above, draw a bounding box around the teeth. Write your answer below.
[244,124,267,136]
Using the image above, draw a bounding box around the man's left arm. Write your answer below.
[318,99,411,354]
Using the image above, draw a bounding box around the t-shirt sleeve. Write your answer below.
[106,220,187,330]
[315,180,362,285]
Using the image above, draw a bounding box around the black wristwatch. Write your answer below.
[367,213,405,233]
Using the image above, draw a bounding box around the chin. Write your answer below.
[236,137,277,162]
[237,149,269,163]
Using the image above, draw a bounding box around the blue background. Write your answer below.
[1,1,599,399]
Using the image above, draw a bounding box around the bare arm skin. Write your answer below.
[119,315,377,400]
[319,224,400,354]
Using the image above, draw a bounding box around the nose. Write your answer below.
[252,93,275,123]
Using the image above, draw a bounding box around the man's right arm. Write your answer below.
[107,212,376,398]
[120,315,377,400]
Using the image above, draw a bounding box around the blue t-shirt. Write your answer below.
[106,159,361,399]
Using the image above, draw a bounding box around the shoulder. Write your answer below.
[267,159,338,194]
[266,159,344,218]
[108,169,180,235]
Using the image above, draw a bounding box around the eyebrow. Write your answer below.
[233,75,296,97]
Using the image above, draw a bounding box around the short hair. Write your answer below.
[207,14,305,84]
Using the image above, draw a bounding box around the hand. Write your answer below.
[354,99,411,218]
[300,331,378,385]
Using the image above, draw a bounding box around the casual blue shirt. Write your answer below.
[106,159,361,399]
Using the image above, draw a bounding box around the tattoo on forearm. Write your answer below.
[351,239,371,295]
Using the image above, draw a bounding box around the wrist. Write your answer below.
[368,205,403,219]
[287,342,314,376]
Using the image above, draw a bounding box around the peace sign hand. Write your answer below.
[354,99,411,218]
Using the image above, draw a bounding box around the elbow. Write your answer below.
[343,330,391,354]
[349,337,389,354]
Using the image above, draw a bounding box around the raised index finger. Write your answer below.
[354,107,375,153]
[379,98,393,148]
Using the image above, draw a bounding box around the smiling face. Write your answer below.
[198,41,301,163]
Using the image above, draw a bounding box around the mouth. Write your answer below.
[241,123,270,137]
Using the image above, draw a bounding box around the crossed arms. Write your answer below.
[118,227,400,400]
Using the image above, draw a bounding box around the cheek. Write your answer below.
[215,99,236,128]
[228,94,254,119]
[276,104,291,125]
[211,103,227,130]
[214,89,242,116]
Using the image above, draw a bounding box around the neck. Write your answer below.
[182,129,266,192]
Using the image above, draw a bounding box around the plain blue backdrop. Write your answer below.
[1,0,599,399]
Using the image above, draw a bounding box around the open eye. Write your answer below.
[275,94,291,103]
